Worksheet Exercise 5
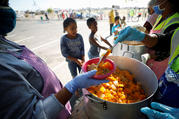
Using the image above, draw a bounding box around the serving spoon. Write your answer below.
[97,44,117,67]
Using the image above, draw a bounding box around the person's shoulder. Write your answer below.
[61,34,68,41]
[60,35,69,44]
[76,33,83,39]
[89,32,94,39]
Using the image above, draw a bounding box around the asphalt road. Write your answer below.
[6,19,144,85]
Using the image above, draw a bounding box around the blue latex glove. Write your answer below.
[141,102,179,119]
[114,26,145,44]
[65,70,109,94]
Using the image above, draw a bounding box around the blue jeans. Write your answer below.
[88,51,99,59]
[67,60,81,78]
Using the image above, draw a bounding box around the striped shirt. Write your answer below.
[60,34,84,60]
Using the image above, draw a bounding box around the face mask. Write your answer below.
[153,5,165,14]
[153,0,167,15]
[0,6,16,35]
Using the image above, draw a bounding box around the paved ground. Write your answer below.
[6,19,145,85]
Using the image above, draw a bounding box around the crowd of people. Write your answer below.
[114,0,179,118]
[0,0,179,119]
[108,6,127,36]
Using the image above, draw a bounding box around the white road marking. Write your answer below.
[32,39,59,51]
[52,61,66,71]
[7,34,16,38]
[16,36,34,43]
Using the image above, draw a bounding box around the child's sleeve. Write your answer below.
[112,26,115,34]
[60,37,69,58]
[80,35,85,56]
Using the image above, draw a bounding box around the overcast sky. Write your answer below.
[9,0,150,11]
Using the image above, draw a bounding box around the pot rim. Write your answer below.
[120,43,145,47]
[84,56,158,105]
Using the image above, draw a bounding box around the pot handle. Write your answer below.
[85,94,108,110]
[122,51,135,58]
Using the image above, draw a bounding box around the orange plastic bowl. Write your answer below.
[82,58,116,79]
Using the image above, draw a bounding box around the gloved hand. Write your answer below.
[141,102,179,119]
[114,26,145,44]
[65,70,109,94]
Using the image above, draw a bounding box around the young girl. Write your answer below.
[112,16,122,40]
[60,18,85,78]
[87,18,112,59]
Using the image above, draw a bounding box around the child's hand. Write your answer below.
[79,59,85,66]
[100,36,105,41]
[75,59,83,67]
[103,47,108,50]
[81,59,85,64]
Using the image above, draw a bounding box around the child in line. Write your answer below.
[121,16,127,27]
[60,18,85,78]
[87,18,112,59]
[112,16,122,40]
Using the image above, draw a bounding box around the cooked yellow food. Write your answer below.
[87,67,146,104]
[87,62,112,75]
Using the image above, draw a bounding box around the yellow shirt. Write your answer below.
[109,10,115,24]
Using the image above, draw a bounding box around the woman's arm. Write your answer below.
[142,29,176,48]
[0,64,108,119]
[55,87,72,105]
[142,33,158,48]
[55,70,109,105]
[0,65,64,119]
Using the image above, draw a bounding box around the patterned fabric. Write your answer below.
[60,34,84,60]
[157,55,179,107]
[112,24,121,40]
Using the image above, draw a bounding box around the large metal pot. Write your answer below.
[83,56,158,119]
[112,42,147,62]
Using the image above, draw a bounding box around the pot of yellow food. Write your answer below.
[82,56,158,119]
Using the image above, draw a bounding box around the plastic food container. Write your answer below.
[82,58,115,79]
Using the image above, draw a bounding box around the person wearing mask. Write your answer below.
[114,0,179,118]
[143,0,159,33]
[115,0,179,80]
[0,1,108,119]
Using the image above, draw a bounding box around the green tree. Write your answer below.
[47,8,53,14]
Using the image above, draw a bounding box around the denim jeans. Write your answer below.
[67,60,82,109]
[67,60,81,78]
[88,51,99,59]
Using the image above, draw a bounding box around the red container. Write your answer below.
[82,58,116,79]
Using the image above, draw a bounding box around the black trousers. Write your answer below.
[110,23,114,36]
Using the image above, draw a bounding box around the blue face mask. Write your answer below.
[153,5,165,14]
[0,7,16,35]
[153,0,167,15]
